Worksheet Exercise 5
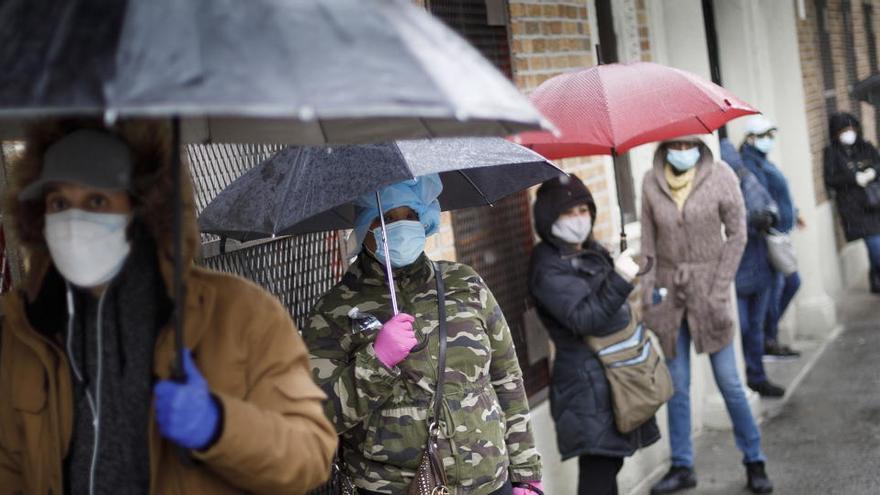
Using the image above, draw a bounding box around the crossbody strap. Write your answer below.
[431,261,447,436]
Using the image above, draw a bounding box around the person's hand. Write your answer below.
[154,351,220,450]
[856,168,877,187]
[750,210,776,232]
[796,215,807,230]
[613,248,639,283]
[513,481,544,494]
[373,313,417,368]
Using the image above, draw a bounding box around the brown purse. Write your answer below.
[407,262,451,495]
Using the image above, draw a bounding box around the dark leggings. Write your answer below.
[359,479,512,495]
[578,455,624,495]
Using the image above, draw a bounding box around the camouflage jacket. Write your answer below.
[304,253,542,494]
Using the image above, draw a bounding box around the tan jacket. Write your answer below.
[640,139,747,359]
[0,121,337,494]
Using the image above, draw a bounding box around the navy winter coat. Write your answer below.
[528,177,660,461]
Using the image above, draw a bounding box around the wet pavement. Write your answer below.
[634,283,880,494]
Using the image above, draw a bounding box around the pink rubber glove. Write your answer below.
[513,481,543,495]
[373,313,417,368]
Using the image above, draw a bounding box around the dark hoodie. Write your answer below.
[823,112,880,241]
[528,175,659,460]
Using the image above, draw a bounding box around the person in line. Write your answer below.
[528,175,659,495]
[641,136,774,494]
[823,112,880,294]
[738,117,802,364]
[0,121,337,494]
[304,175,543,495]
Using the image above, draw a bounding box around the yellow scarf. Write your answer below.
[665,164,697,211]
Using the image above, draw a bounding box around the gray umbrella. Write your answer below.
[0,0,550,143]
[198,137,565,240]
[0,0,550,378]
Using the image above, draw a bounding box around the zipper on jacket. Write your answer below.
[65,285,109,495]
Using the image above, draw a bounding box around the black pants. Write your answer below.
[359,480,512,495]
[578,455,624,495]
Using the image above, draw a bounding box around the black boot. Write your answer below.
[748,380,786,398]
[746,461,774,493]
[870,267,880,294]
[650,466,697,494]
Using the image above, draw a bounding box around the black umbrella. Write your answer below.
[198,137,564,240]
[852,74,880,106]
[198,137,565,312]
[0,0,550,378]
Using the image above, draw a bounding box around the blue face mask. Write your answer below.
[372,220,426,268]
[666,147,701,172]
[754,137,775,154]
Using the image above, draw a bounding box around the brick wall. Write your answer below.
[508,0,653,245]
[798,0,880,205]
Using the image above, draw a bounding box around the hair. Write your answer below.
[6,119,185,257]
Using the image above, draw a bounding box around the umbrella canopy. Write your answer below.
[513,62,759,158]
[852,73,880,106]
[198,137,564,241]
[0,0,551,144]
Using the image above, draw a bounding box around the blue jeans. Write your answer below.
[736,288,773,385]
[765,271,801,343]
[866,234,880,270]
[666,322,766,468]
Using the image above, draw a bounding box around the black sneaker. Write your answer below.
[748,380,786,398]
[763,341,801,361]
[745,461,774,493]
[650,466,697,494]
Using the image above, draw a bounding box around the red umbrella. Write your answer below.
[513,61,759,158]
[513,61,759,260]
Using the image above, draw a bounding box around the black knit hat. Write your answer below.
[533,174,596,246]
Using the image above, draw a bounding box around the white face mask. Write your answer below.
[44,209,132,288]
[839,130,857,146]
[551,214,592,245]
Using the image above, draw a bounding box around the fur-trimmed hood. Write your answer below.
[5,119,200,301]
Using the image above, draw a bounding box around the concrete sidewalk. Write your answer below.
[630,282,880,495]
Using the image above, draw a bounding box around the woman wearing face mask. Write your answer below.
[303,175,543,495]
[0,122,337,494]
[738,116,799,394]
[527,175,659,495]
[823,112,880,294]
[641,137,774,494]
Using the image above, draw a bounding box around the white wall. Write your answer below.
[713,0,840,340]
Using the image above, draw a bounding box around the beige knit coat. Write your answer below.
[639,140,747,359]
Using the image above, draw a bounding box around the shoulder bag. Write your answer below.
[407,262,451,495]
[585,305,673,434]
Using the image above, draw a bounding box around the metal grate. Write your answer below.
[200,232,345,329]
[428,0,513,78]
[451,192,550,397]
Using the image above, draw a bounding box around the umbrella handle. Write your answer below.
[375,192,400,315]
[638,256,655,276]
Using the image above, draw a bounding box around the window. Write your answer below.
[816,0,839,114]
[842,0,862,120]
[429,0,551,400]
[596,0,638,224]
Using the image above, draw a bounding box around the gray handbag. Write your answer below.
[765,229,798,276]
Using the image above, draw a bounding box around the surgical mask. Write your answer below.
[839,130,858,146]
[372,220,426,268]
[44,209,131,288]
[551,215,592,244]
[754,137,775,154]
[666,147,701,172]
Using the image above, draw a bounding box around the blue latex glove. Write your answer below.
[153,351,220,450]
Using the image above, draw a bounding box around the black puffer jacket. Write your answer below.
[823,112,880,241]
[528,176,660,461]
